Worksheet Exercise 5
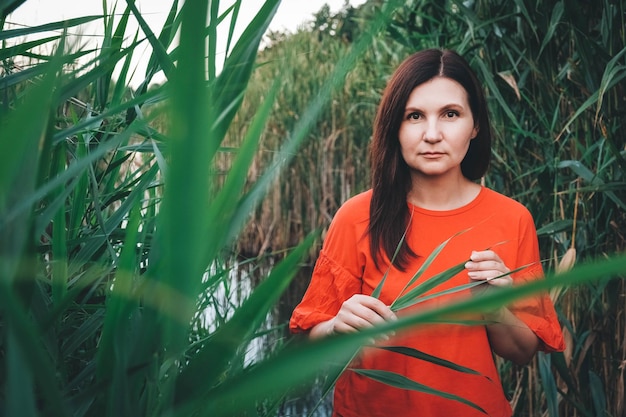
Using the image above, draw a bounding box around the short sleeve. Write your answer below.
[510,212,565,353]
[289,250,362,333]
[508,262,565,352]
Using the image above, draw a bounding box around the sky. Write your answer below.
[5,0,367,85]
[6,0,366,33]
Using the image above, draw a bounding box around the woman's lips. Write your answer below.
[420,152,445,158]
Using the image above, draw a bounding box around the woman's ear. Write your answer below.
[471,125,479,139]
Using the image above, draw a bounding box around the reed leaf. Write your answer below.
[141,0,179,85]
[206,79,281,252]
[0,35,60,60]
[5,331,37,417]
[51,87,165,145]
[57,47,133,103]
[538,352,559,417]
[173,231,319,409]
[211,0,279,142]
[394,262,535,311]
[375,345,486,377]
[351,369,487,414]
[0,15,101,40]
[66,162,159,276]
[558,160,626,210]
[96,1,131,110]
[126,0,175,80]
[50,142,68,305]
[537,0,564,58]
[95,196,143,409]
[371,211,412,299]
[391,259,467,311]
[589,370,607,416]
[556,46,626,141]
[0,284,68,416]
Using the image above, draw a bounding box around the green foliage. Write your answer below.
[0,1,625,417]
[237,0,626,415]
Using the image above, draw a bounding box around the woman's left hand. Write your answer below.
[465,250,512,291]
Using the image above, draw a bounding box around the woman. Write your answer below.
[289,49,565,417]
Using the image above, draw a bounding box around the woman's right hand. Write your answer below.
[310,294,397,339]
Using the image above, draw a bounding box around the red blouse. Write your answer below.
[290,187,565,417]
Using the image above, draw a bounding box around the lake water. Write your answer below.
[206,259,333,416]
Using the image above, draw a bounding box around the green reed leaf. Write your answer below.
[126,0,174,80]
[538,352,559,417]
[0,35,59,60]
[537,0,563,58]
[391,260,467,311]
[173,231,318,409]
[371,211,412,299]
[391,227,472,306]
[559,160,626,210]
[51,142,68,305]
[375,345,486,377]
[588,370,607,416]
[5,331,37,417]
[206,78,281,255]
[0,285,68,416]
[0,15,101,41]
[351,369,488,414]
[394,262,533,311]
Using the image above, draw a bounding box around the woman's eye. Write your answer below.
[445,111,459,118]
[407,112,421,120]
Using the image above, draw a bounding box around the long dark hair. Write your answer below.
[368,48,492,270]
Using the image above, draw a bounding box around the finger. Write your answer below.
[469,250,503,263]
[467,268,511,280]
[330,319,360,334]
[352,295,397,321]
[486,275,513,287]
[465,259,506,271]
[338,297,391,328]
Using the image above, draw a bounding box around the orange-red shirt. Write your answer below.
[290,187,565,417]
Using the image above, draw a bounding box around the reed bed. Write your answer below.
[234,0,626,415]
[0,0,624,416]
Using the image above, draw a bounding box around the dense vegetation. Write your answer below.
[0,0,624,416]
[236,0,626,415]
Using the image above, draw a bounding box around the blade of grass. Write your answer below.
[0,282,68,416]
[95,195,143,416]
[0,35,60,60]
[392,228,471,306]
[391,260,467,311]
[204,78,281,257]
[51,142,68,305]
[538,352,559,417]
[371,210,413,299]
[351,369,487,414]
[394,262,534,311]
[96,1,131,110]
[125,0,175,80]
[537,1,564,58]
[0,15,101,41]
[375,345,487,377]
[173,231,319,408]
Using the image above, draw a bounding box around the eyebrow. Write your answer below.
[404,102,466,112]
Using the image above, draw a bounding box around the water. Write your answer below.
[201,258,333,417]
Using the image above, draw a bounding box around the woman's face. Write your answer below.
[398,76,478,181]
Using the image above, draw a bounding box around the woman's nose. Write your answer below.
[423,119,442,142]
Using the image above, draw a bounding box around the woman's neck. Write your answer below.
[407,174,481,211]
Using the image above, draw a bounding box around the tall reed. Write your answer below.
[236,0,626,415]
[0,1,624,416]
